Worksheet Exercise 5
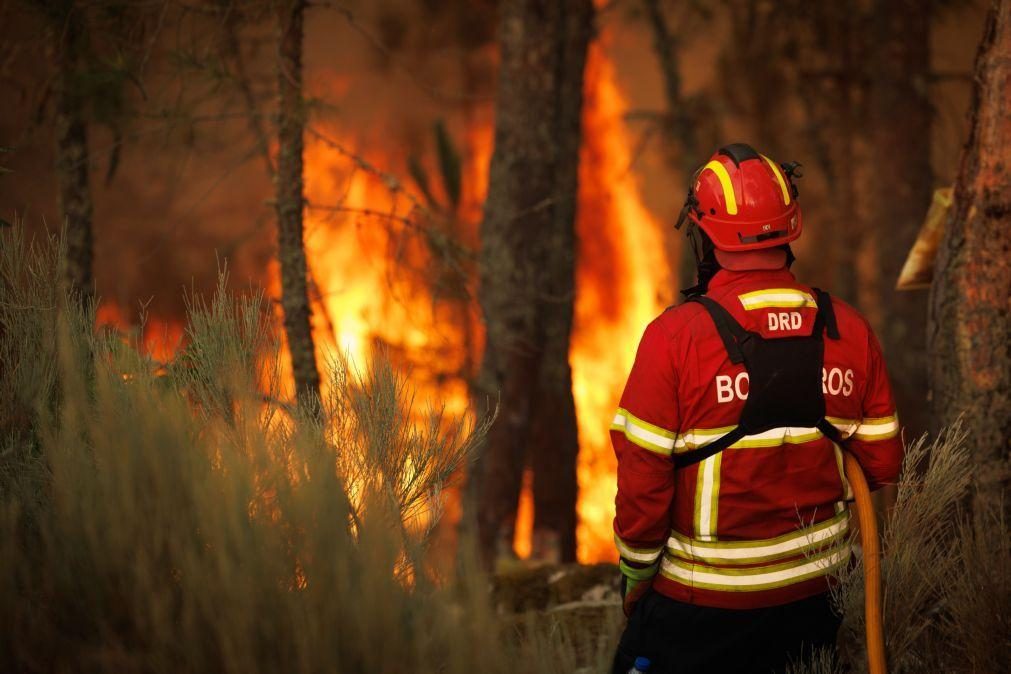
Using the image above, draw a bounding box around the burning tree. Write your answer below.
[473,0,595,565]
[929,0,1011,512]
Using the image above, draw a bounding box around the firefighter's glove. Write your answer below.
[620,559,658,617]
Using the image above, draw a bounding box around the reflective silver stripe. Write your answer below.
[614,533,664,564]
[668,512,849,565]
[660,544,850,591]
[853,415,899,440]
[826,417,860,439]
[611,409,677,456]
[694,454,722,541]
[675,420,865,452]
[680,426,823,450]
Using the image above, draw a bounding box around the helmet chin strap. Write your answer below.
[680,234,796,299]
[781,243,796,268]
[681,224,721,298]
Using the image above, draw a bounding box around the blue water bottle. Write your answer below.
[628,656,650,673]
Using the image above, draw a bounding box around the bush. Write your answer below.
[793,424,1010,674]
[0,225,619,673]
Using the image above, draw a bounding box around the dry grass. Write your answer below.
[2,225,1004,673]
[0,225,620,673]
[791,424,1010,674]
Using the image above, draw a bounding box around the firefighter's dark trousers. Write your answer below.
[612,590,841,674]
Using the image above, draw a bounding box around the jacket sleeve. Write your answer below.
[847,328,904,490]
[611,318,678,575]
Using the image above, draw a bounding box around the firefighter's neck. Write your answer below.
[707,265,795,291]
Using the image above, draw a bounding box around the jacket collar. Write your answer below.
[707,267,796,291]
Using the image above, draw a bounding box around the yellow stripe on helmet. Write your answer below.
[761,154,791,205]
[703,160,738,215]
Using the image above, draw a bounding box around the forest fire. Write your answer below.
[3,0,1005,670]
[292,33,667,562]
[569,41,670,561]
[95,303,184,364]
[91,31,665,564]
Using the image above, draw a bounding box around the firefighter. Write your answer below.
[610,144,904,674]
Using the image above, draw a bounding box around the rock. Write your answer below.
[491,562,620,614]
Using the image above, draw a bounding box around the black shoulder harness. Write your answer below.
[674,289,843,469]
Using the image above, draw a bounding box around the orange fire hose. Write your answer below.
[842,452,887,674]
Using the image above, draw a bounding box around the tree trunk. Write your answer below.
[724,1,787,156]
[640,0,704,294]
[792,0,864,300]
[52,10,94,297]
[928,0,1011,511]
[528,1,593,564]
[473,0,593,565]
[276,0,320,406]
[867,0,932,439]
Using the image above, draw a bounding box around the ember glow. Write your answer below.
[96,31,669,564]
[95,303,184,364]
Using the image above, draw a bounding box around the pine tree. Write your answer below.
[275,0,320,407]
[49,1,94,297]
[473,0,594,564]
[867,0,933,438]
[928,0,1011,512]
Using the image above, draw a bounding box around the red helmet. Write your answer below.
[679,144,802,252]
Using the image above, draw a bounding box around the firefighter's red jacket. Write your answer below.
[611,268,903,609]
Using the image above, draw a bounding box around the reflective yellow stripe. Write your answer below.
[737,288,816,310]
[614,532,664,564]
[762,154,791,205]
[611,408,677,456]
[826,416,860,439]
[703,160,738,215]
[660,543,850,592]
[668,511,849,566]
[671,511,849,549]
[709,454,721,536]
[693,459,706,538]
[678,418,866,452]
[853,415,900,441]
[674,425,736,453]
[619,559,660,581]
[694,454,721,541]
[680,426,826,451]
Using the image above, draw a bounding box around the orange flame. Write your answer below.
[94,28,667,564]
[570,41,670,562]
[510,37,670,562]
[95,303,184,363]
